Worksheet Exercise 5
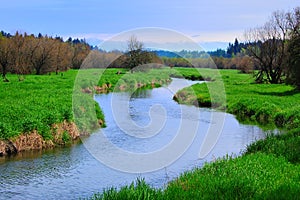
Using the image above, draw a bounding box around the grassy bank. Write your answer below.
[0,68,173,155]
[90,153,300,200]
[89,69,300,199]
[175,69,300,129]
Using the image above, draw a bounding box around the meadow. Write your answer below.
[175,70,300,129]
[89,68,300,199]
[0,68,173,144]
[0,70,78,140]
[1,67,299,198]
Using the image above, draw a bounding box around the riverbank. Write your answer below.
[89,69,300,199]
[0,68,173,156]
[175,69,300,129]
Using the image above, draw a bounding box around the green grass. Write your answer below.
[90,153,300,200]
[88,68,300,200]
[175,69,300,129]
[0,71,78,139]
[0,68,173,141]
[246,128,300,164]
[165,153,300,200]
[90,179,163,200]
[2,67,299,198]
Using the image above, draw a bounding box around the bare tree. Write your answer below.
[10,32,28,81]
[0,36,12,82]
[70,42,91,69]
[286,7,300,36]
[126,35,153,72]
[286,7,300,88]
[245,11,289,83]
[53,39,72,74]
[27,36,56,75]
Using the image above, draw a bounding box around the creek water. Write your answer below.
[0,78,269,200]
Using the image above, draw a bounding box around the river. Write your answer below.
[0,78,269,199]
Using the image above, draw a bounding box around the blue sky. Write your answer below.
[1,0,299,50]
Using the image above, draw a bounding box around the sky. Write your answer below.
[0,0,299,50]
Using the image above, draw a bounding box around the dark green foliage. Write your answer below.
[246,129,300,164]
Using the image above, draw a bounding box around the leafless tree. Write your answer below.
[245,11,289,83]
[27,36,56,75]
[126,35,153,72]
[0,36,12,81]
[53,39,72,74]
[70,42,91,69]
[286,7,300,88]
[10,32,28,81]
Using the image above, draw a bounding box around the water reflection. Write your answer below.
[130,88,152,99]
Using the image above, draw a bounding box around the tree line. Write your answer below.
[0,6,299,88]
[160,7,300,87]
[0,31,90,81]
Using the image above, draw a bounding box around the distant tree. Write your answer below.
[70,42,90,69]
[53,39,72,74]
[209,49,228,57]
[0,35,12,81]
[10,32,28,81]
[80,50,122,69]
[0,31,12,38]
[28,36,56,75]
[125,35,153,72]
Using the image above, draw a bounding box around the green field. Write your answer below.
[89,68,300,200]
[0,68,173,142]
[0,70,78,140]
[90,153,300,200]
[175,69,300,129]
[1,68,299,198]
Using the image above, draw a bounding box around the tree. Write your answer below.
[28,36,56,75]
[10,32,28,81]
[287,34,300,89]
[125,35,153,72]
[286,7,300,89]
[0,35,12,81]
[53,39,72,74]
[70,42,90,69]
[245,11,289,83]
